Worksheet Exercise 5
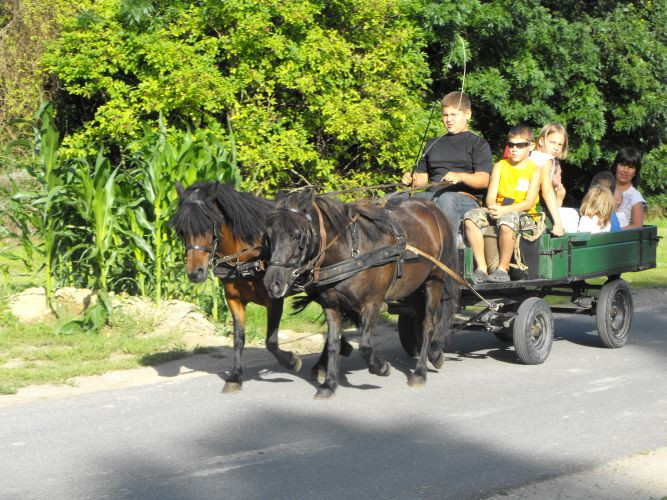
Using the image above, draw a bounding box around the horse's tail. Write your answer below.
[290,294,313,314]
[433,214,460,349]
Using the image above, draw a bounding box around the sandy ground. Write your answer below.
[484,447,667,499]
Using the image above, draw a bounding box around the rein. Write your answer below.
[287,179,455,201]
[405,244,498,311]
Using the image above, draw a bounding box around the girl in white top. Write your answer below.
[612,146,646,229]
[577,186,614,233]
[530,123,568,235]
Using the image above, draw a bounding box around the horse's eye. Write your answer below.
[293,231,302,241]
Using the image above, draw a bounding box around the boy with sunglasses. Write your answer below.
[463,125,542,283]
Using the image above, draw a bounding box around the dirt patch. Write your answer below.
[485,447,667,499]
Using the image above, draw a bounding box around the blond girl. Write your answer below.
[530,122,569,235]
[577,186,615,233]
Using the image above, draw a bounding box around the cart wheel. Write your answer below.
[596,278,633,348]
[513,297,554,364]
[494,329,513,342]
[398,314,423,357]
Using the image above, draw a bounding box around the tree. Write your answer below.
[43,0,433,194]
[418,0,665,202]
[0,0,78,145]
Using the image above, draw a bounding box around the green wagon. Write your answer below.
[390,225,659,365]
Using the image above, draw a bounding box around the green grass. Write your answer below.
[0,242,43,296]
[0,301,192,395]
[620,216,666,288]
[242,296,328,341]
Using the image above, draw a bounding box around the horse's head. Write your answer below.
[263,189,320,298]
[170,181,224,283]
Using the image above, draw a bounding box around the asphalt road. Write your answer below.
[1,289,666,499]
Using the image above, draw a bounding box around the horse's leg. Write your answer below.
[311,334,354,383]
[223,297,246,393]
[265,298,302,373]
[358,302,391,376]
[408,281,442,387]
[315,308,343,399]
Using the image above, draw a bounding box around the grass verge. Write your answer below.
[620,216,666,288]
[0,303,191,395]
[242,296,328,341]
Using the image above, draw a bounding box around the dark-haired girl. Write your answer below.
[613,146,646,229]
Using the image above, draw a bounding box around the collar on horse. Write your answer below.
[266,204,328,290]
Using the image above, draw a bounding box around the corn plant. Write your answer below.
[3,104,240,323]
[67,150,119,291]
[1,102,71,313]
[128,117,240,305]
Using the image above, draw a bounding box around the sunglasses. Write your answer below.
[507,141,532,149]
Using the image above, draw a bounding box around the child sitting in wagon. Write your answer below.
[559,171,621,233]
[576,185,616,233]
[464,124,542,283]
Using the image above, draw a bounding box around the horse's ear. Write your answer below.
[175,180,185,198]
[297,188,316,212]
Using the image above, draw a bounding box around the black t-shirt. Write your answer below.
[414,131,492,197]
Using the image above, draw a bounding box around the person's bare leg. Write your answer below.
[498,224,515,272]
[465,220,487,274]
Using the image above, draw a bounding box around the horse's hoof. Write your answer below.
[222,382,242,393]
[317,368,327,385]
[292,356,302,373]
[370,362,391,377]
[314,387,335,400]
[429,351,445,370]
[407,374,426,387]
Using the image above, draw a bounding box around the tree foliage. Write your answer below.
[0,0,77,143]
[43,0,432,194]
[419,0,665,201]
[2,0,665,201]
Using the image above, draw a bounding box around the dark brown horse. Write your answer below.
[170,181,351,393]
[263,189,459,399]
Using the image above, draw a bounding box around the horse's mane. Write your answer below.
[170,181,274,244]
[212,183,275,243]
[314,196,394,244]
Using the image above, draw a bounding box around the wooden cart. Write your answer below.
[389,225,660,364]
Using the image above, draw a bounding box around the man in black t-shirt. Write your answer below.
[402,91,492,239]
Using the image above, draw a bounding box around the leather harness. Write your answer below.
[284,204,419,292]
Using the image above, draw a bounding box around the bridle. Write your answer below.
[266,206,318,279]
[183,198,221,268]
[266,204,327,290]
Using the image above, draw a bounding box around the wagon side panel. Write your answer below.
[567,226,657,278]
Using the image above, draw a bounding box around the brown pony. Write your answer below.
[263,189,459,399]
[170,181,351,393]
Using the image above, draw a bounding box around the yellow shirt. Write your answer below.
[496,159,539,216]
